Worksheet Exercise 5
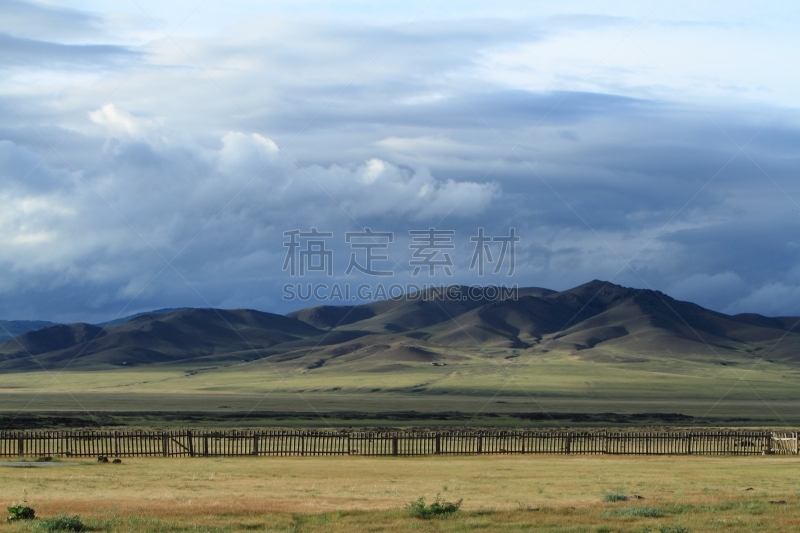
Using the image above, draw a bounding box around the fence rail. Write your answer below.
[0,430,797,458]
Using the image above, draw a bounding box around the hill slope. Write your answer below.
[0,320,57,343]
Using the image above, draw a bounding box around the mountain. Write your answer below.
[286,286,555,334]
[1,281,799,372]
[96,308,187,327]
[410,281,800,359]
[0,320,57,343]
[0,309,185,345]
[0,308,323,371]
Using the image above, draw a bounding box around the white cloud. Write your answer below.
[89,103,159,140]
[217,131,280,179]
[298,158,500,220]
[472,15,800,107]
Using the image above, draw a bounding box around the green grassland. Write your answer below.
[4,347,795,399]
[3,345,799,427]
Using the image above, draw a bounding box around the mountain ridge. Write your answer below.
[1,280,798,372]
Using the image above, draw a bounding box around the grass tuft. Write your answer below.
[36,513,85,532]
[603,492,629,502]
[407,494,463,519]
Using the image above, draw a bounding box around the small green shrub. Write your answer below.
[618,506,662,517]
[603,492,629,502]
[407,494,462,519]
[7,504,36,522]
[37,514,85,532]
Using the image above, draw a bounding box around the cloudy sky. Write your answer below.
[1,0,799,322]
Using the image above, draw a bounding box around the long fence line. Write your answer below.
[1,430,798,457]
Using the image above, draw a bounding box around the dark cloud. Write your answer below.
[0,4,799,320]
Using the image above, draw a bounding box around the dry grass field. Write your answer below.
[1,455,799,532]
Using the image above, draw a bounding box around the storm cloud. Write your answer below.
[1,1,799,321]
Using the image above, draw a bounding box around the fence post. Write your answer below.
[162,434,168,457]
[18,436,24,457]
[435,434,441,455]
[203,435,209,457]
[392,436,398,456]
[477,434,483,454]
[187,431,194,457]
[687,434,692,455]
[795,432,799,455]
[252,434,259,456]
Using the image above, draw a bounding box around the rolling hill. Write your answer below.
[0,320,57,343]
[1,280,798,372]
[0,309,323,371]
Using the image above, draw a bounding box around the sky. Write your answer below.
[1,0,799,322]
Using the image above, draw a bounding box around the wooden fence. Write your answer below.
[1,430,797,458]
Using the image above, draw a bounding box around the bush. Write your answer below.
[407,494,463,519]
[603,492,629,502]
[7,504,36,522]
[37,514,85,532]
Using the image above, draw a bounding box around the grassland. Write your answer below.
[4,348,797,400]
[2,349,800,427]
[1,455,799,532]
